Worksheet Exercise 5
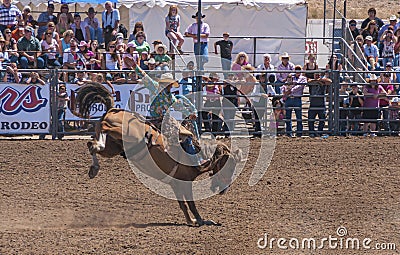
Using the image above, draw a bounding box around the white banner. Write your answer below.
[0,83,50,134]
[65,83,183,121]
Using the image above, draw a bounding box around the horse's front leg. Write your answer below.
[87,132,107,179]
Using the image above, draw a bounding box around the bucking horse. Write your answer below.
[76,81,240,226]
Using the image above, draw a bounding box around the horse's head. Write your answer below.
[209,146,242,195]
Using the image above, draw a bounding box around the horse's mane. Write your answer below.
[76,81,115,119]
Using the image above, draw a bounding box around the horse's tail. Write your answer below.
[76,81,114,119]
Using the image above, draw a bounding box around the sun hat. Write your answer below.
[144,58,156,65]
[159,73,179,88]
[389,15,397,21]
[155,44,168,54]
[279,52,290,60]
[88,7,96,14]
[78,41,88,47]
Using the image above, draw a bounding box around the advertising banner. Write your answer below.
[0,83,50,134]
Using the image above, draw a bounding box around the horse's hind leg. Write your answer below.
[173,185,196,226]
[187,201,204,226]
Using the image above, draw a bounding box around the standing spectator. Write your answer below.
[394,31,400,66]
[71,13,88,43]
[4,27,18,63]
[348,84,364,134]
[339,83,349,135]
[362,20,379,44]
[41,29,61,68]
[361,8,384,31]
[379,72,395,133]
[0,0,22,35]
[17,26,44,69]
[84,7,103,46]
[347,19,360,41]
[308,73,332,137]
[303,53,318,80]
[282,66,306,137]
[102,1,120,49]
[165,5,184,53]
[363,35,380,70]
[257,53,276,84]
[389,97,400,134]
[57,85,70,140]
[57,4,73,25]
[133,31,151,56]
[221,75,239,137]
[201,72,222,134]
[37,3,57,39]
[362,74,387,136]
[128,21,144,42]
[214,32,233,78]
[3,62,20,83]
[22,6,35,29]
[380,29,397,67]
[184,11,210,70]
[325,54,343,81]
[62,39,78,82]
[276,52,295,94]
[56,13,71,37]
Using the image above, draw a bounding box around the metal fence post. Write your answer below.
[332,70,340,135]
[51,69,58,140]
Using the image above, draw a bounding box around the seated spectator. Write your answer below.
[231,52,249,80]
[145,57,156,71]
[11,20,25,42]
[128,21,145,42]
[0,37,9,70]
[276,52,295,94]
[362,74,387,136]
[348,84,363,134]
[362,20,379,44]
[56,13,71,37]
[88,40,102,70]
[24,72,45,85]
[303,53,318,80]
[361,8,384,31]
[389,97,400,134]
[363,35,380,70]
[71,13,88,43]
[105,41,122,81]
[394,32,400,66]
[4,62,21,83]
[17,26,45,69]
[4,28,18,63]
[84,7,103,45]
[122,41,139,70]
[380,29,397,67]
[154,44,171,71]
[41,29,61,68]
[133,31,151,56]
[73,71,88,85]
[139,51,149,70]
[62,39,78,81]
[22,6,36,29]
[42,22,60,41]
[256,53,276,83]
[37,3,57,39]
[381,62,397,81]
[76,41,91,70]
[57,4,74,25]
[348,19,360,41]
[150,40,162,58]
[60,30,74,55]
[165,5,184,53]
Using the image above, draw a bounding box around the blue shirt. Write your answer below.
[363,44,379,58]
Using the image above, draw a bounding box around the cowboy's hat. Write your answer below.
[366,73,381,82]
[159,73,179,88]
[144,58,156,65]
[155,44,168,55]
[279,52,290,60]
[192,11,205,19]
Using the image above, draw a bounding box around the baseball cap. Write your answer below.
[365,35,373,41]
[389,15,397,21]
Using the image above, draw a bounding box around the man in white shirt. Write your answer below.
[102,1,120,48]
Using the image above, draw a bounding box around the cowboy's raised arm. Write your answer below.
[135,65,159,93]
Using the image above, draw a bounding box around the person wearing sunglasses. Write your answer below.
[363,35,380,71]
[348,19,360,41]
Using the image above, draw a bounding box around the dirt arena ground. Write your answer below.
[1,137,400,254]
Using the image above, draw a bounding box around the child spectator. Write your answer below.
[276,52,295,94]
[139,51,149,70]
[25,72,45,85]
[165,5,184,53]
[214,32,233,78]
[4,62,21,83]
[154,44,171,71]
[270,99,285,135]
[389,97,400,134]
[339,83,349,135]
[11,20,25,42]
[73,71,87,86]
[57,85,70,139]
[348,84,364,134]
[71,13,88,43]
[88,40,102,70]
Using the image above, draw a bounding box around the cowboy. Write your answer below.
[134,61,207,165]
[184,11,210,70]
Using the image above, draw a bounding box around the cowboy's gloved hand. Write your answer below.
[189,114,197,120]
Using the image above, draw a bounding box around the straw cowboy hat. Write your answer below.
[144,58,156,65]
[279,52,290,60]
[159,73,179,88]
[155,44,168,54]
[192,11,205,19]
[366,73,381,82]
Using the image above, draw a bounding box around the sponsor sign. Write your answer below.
[0,84,50,134]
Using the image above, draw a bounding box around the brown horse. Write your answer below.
[76,82,240,226]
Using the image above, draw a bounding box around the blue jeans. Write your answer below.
[89,27,104,44]
[20,56,45,69]
[382,58,394,68]
[308,108,326,135]
[285,97,303,136]
[194,42,208,70]
[41,53,61,68]
[394,53,399,67]
[221,58,231,78]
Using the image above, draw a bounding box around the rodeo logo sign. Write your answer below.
[0,84,50,134]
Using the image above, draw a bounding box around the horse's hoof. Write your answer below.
[89,165,100,179]
[203,220,221,226]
